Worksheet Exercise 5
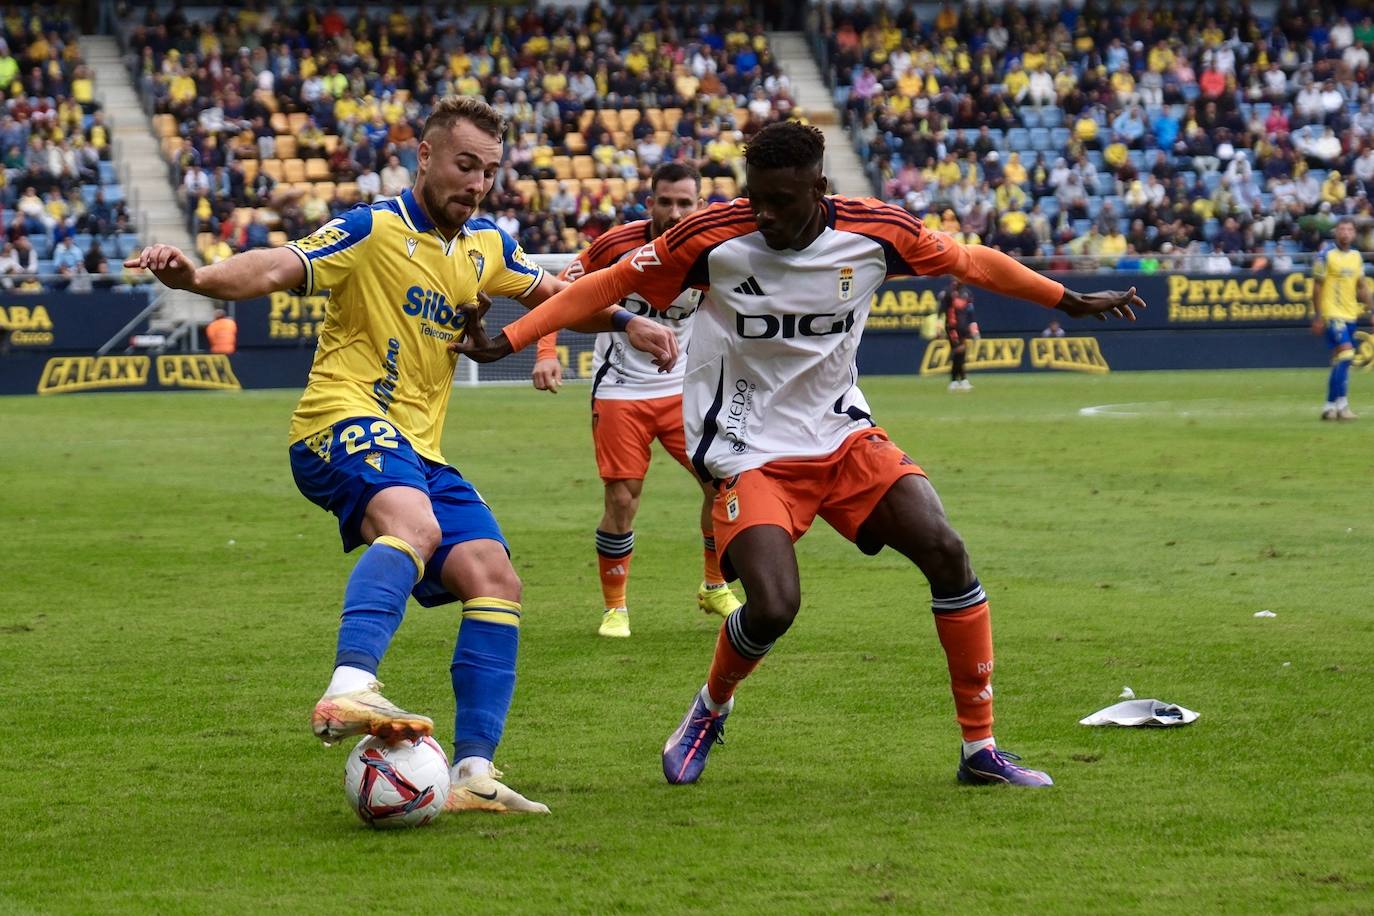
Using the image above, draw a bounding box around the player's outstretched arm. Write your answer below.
[946,242,1145,321]
[452,258,678,370]
[122,244,305,300]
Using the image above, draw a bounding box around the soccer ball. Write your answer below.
[344,735,450,829]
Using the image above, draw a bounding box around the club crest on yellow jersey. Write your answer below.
[469,250,485,280]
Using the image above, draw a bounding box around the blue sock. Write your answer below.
[333,536,423,674]
[1329,359,1351,402]
[451,598,522,761]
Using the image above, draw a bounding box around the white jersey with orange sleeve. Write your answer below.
[622,196,965,480]
[561,220,702,400]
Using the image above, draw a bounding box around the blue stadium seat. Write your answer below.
[104,185,126,203]
[1086,196,1102,219]
[98,161,116,184]
[1020,107,1041,128]
[1086,150,1105,170]
[1203,219,1219,241]
[1072,218,1092,236]
[1041,107,1063,128]
[32,236,52,258]
[1030,128,1052,151]
[1202,171,1222,194]
[1050,126,1071,148]
[1038,196,1059,218]
[1006,127,1030,149]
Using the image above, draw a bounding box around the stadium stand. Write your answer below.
[811,1,1374,270]
[1,10,137,292]
[125,3,797,259]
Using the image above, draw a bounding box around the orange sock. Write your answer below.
[702,530,725,586]
[594,529,633,609]
[705,605,772,705]
[933,600,995,741]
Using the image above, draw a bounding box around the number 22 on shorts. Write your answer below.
[339,420,400,455]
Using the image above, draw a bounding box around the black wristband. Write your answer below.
[611,309,635,332]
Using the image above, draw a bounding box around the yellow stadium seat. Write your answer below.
[322,134,339,154]
[313,181,335,200]
[270,112,289,133]
[605,178,627,203]
[618,109,641,132]
[561,227,580,250]
[572,156,595,179]
[514,178,537,201]
[305,158,331,180]
[644,109,664,130]
[287,112,309,133]
[269,230,288,247]
[241,159,259,181]
[336,182,360,203]
[283,159,306,182]
[663,108,683,132]
[275,135,298,159]
[538,179,559,200]
[580,178,604,198]
[261,159,283,180]
[551,156,572,179]
[578,110,596,132]
[564,132,586,154]
[154,113,178,137]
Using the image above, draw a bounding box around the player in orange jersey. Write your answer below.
[531,163,741,637]
[456,122,1144,788]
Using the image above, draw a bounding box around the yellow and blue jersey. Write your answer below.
[1313,246,1366,324]
[285,189,543,463]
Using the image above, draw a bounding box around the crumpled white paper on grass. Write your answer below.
[1079,699,1200,727]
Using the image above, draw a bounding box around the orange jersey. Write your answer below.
[508,195,1063,480]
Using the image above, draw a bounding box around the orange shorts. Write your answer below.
[592,395,691,481]
[711,427,925,572]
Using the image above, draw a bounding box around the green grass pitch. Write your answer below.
[2,369,1371,913]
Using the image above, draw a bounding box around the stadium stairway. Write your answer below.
[81,35,207,332]
[768,31,867,196]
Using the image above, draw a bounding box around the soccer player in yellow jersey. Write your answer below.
[125,97,677,814]
[1312,218,1372,421]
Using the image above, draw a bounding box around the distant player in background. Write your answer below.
[940,280,979,391]
[457,122,1144,789]
[532,163,742,638]
[126,96,676,814]
[1312,218,1371,421]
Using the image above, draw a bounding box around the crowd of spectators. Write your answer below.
[128,2,798,260]
[1,9,133,292]
[820,1,1374,271]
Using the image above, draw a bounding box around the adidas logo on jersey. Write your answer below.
[732,276,766,296]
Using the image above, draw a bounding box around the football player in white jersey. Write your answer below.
[457,121,1144,789]
[530,163,742,638]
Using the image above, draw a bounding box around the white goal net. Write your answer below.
[454,252,600,387]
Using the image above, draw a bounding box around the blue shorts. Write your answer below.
[289,416,507,607]
[1325,320,1358,351]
